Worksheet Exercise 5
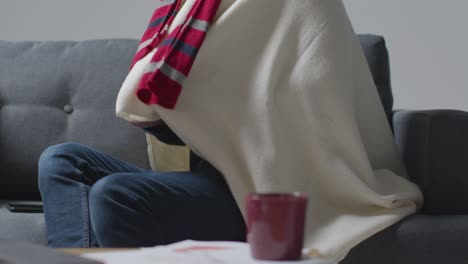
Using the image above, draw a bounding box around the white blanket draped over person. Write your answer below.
[116,0,423,262]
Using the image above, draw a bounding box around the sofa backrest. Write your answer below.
[0,35,393,201]
[0,39,150,200]
[358,34,394,122]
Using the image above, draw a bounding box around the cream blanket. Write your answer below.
[116,0,423,262]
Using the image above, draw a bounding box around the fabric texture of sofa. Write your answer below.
[0,39,150,244]
[1,35,467,263]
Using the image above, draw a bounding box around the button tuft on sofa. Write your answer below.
[63,104,73,114]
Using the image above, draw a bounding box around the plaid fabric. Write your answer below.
[132,0,222,109]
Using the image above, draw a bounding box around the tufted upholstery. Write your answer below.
[0,39,151,244]
[0,39,150,201]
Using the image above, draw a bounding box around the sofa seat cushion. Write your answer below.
[0,201,46,245]
[342,214,468,264]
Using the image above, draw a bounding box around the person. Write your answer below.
[40,0,422,261]
[38,0,243,248]
[38,134,245,248]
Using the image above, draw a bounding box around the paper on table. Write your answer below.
[82,240,339,264]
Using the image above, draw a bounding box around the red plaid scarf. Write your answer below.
[131,0,222,109]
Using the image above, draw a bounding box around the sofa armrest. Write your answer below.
[393,109,468,214]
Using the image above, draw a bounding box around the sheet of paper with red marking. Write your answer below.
[82,240,336,264]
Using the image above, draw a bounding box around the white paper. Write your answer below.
[82,240,338,264]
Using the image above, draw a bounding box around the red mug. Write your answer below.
[246,192,308,261]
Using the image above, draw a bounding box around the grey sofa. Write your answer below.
[1,36,467,263]
[0,39,151,244]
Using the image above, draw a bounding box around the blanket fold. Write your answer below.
[116,0,423,261]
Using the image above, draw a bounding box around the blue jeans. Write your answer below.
[38,143,245,248]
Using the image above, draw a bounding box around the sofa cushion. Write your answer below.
[342,214,468,264]
[357,34,393,122]
[0,201,46,244]
[0,39,150,200]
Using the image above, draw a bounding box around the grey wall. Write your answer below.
[343,0,468,111]
[0,0,156,41]
[1,0,467,111]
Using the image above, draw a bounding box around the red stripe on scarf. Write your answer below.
[133,0,221,109]
[137,72,182,108]
[175,25,206,48]
[130,1,181,69]
[141,5,174,42]
[150,28,206,74]
[194,0,221,21]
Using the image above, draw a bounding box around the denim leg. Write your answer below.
[89,160,246,247]
[38,142,149,248]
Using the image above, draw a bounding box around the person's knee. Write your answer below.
[39,142,88,162]
[38,142,87,188]
[89,174,143,245]
[88,174,137,219]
